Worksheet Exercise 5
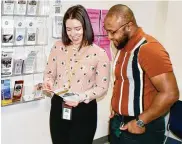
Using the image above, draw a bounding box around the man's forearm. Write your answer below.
[139,91,179,124]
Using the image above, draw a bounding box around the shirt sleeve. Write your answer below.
[139,42,173,78]
[81,49,111,103]
[43,43,58,84]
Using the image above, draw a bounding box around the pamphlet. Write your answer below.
[27,0,39,15]
[13,59,24,75]
[87,9,101,35]
[1,50,14,77]
[25,19,37,45]
[3,0,15,15]
[1,79,12,106]
[14,0,27,15]
[2,18,14,46]
[13,80,24,102]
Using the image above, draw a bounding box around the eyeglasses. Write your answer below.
[105,21,130,36]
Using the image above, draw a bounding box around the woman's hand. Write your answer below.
[33,80,54,97]
[42,80,54,91]
[63,93,80,107]
[64,100,79,107]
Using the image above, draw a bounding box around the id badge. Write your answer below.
[62,102,72,120]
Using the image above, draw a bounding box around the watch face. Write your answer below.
[137,120,145,128]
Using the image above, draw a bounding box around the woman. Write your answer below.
[43,5,110,144]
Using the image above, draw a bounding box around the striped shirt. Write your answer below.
[112,28,173,116]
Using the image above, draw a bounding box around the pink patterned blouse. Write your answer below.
[43,41,110,102]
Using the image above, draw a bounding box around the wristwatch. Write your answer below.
[136,116,145,128]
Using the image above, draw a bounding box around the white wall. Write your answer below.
[163,1,182,142]
[163,1,182,100]
[2,1,180,144]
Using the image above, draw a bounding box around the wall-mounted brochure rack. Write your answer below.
[1,0,50,107]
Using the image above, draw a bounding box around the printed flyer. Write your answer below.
[100,10,108,35]
[87,9,100,36]
[99,37,112,61]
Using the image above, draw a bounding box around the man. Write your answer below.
[104,4,179,144]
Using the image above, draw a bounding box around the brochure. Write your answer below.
[1,50,14,77]
[13,59,24,75]
[3,0,15,15]
[27,0,38,15]
[2,18,14,46]
[13,80,24,102]
[14,0,27,15]
[1,79,12,106]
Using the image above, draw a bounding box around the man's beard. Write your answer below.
[116,36,129,50]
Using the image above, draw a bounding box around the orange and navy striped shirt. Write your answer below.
[112,28,173,116]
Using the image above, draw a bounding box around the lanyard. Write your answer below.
[66,45,90,89]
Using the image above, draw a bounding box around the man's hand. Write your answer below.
[120,119,146,134]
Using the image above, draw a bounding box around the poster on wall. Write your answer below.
[99,37,112,61]
[38,0,49,15]
[94,36,99,46]
[37,18,47,44]
[100,10,108,35]
[86,9,100,36]
[14,0,27,15]
[2,0,15,15]
[52,15,63,39]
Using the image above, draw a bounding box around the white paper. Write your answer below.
[13,59,24,75]
[36,18,47,44]
[62,94,80,102]
[27,0,39,15]
[38,0,49,15]
[1,50,14,77]
[52,15,63,38]
[14,0,27,15]
[3,0,15,15]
